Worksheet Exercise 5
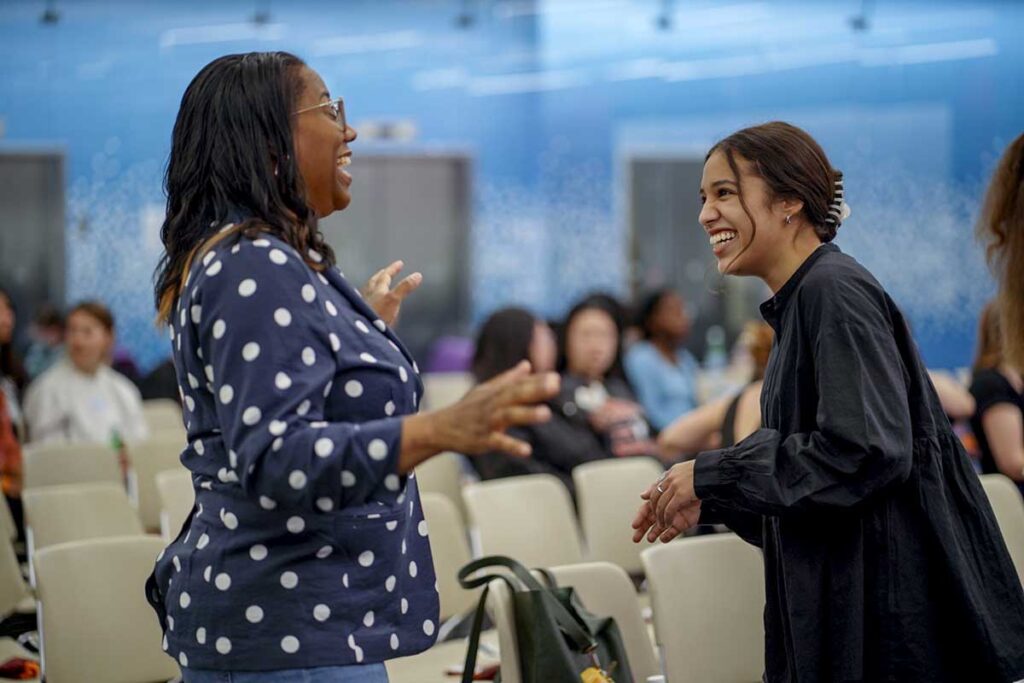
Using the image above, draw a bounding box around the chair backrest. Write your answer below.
[156,469,195,543]
[34,535,179,683]
[572,457,664,575]
[642,534,765,683]
[421,372,474,411]
[23,441,122,490]
[141,398,184,433]
[24,482,144,554]
[420,492,476,621]
[0,533,30,620]
[980,473,1024,585]
[485,561,660,683]
[0,494,17,542]
[463,474,584,568]
[127,434,187,533]
[415,452,469,523]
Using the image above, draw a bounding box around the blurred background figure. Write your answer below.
[470,306,616,497]
[0,288,28,440]
[970,300,1024,493]
[22,304,64,381]
[625,288,699,433]
[977,133,1024,369]
[658,321,773,460]
[558,295,659,461]
[23,301,147,451]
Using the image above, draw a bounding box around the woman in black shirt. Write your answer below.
[633,122,1024,682]
[970,300,1024,493]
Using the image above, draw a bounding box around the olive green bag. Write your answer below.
[457,555,633,683]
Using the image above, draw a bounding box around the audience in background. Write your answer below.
[558,296,659,460]
[969,300,1024,492]
[0,287,28,440]
[0,389,23,538]
[138,357,181,402]
[23,301,147,456]
[624,289,699,432]
[658,322,773,459]
[470,307,607,496]
[22,304,64,380]
[977,132,1024,369]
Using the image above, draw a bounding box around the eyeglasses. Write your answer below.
[293,96,346,129]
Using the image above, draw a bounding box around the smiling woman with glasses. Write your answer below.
[147,51,559,683]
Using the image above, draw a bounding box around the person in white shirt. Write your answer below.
[24,301,148,452]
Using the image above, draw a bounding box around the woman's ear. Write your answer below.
[776,197,805,223]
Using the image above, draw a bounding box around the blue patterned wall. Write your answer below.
[1,0,1022,370]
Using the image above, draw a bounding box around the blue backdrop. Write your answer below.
[1,0,1021,370]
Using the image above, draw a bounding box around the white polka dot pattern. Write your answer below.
[153,233,435,669]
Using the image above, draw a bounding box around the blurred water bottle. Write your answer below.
[701,324,730,401]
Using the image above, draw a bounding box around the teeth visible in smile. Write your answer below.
[338,156,351,167]
[710,231,737,246]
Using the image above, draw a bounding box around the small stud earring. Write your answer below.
[785,214,792,225]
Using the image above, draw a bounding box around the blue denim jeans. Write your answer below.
[183,663,389,682]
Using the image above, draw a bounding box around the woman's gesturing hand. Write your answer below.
[433,361,560,457]
[361,260,422,327]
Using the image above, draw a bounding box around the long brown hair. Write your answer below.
[708,122,844,268]
[153,52,335,325]
[977,132,1024,367]
[974,300,1005,372]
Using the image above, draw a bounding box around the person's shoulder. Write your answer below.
[102,366,144,401]
[797,247,890,327]
[970,368,1013,398]
[624,340,658,364]
[187,228,315,298]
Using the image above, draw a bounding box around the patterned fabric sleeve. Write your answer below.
[186,241,403,513]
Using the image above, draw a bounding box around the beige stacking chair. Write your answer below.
[642,534,765,683]
[23,482,144,557]
[156,469,195,542]
[463,474,584,568]
[141,398,184,433]
[386,493,495,683]
[485,561,660,683]
[421,493,476,621]
[22,441,122,490]
[127,433,187,532]
[0,532,33,622]
[34,536,178,683]
[980,473,1024,585]
[421,372,473,411]
[573,457,664,575]
[415,452,469,523]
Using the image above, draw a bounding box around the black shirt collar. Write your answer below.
[759,243,840,329]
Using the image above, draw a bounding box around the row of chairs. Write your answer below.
[390,489,766,683]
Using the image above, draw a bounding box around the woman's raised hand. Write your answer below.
[433,361,560,457]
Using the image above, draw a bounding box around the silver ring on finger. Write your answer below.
[656,483,665,494]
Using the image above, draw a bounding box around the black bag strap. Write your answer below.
[457,555,598,653]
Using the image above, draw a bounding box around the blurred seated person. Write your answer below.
[470,307,608,495]
[927,370,976,423]
[23,304,64,380]
[969,301,1024,492]
[24,301,148,467]
[659,321,774,459]
[0,390,23,538]
[0,287,28,438]
[624,289,699,432]
[139,357,182,402]
[558,296,659,460]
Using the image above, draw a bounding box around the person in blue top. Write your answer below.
[146,51,558,682]
[623,289,699,432]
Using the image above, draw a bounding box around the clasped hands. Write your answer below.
[632,460,702,544]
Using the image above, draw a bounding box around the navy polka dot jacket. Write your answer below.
[146,226,440,671]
